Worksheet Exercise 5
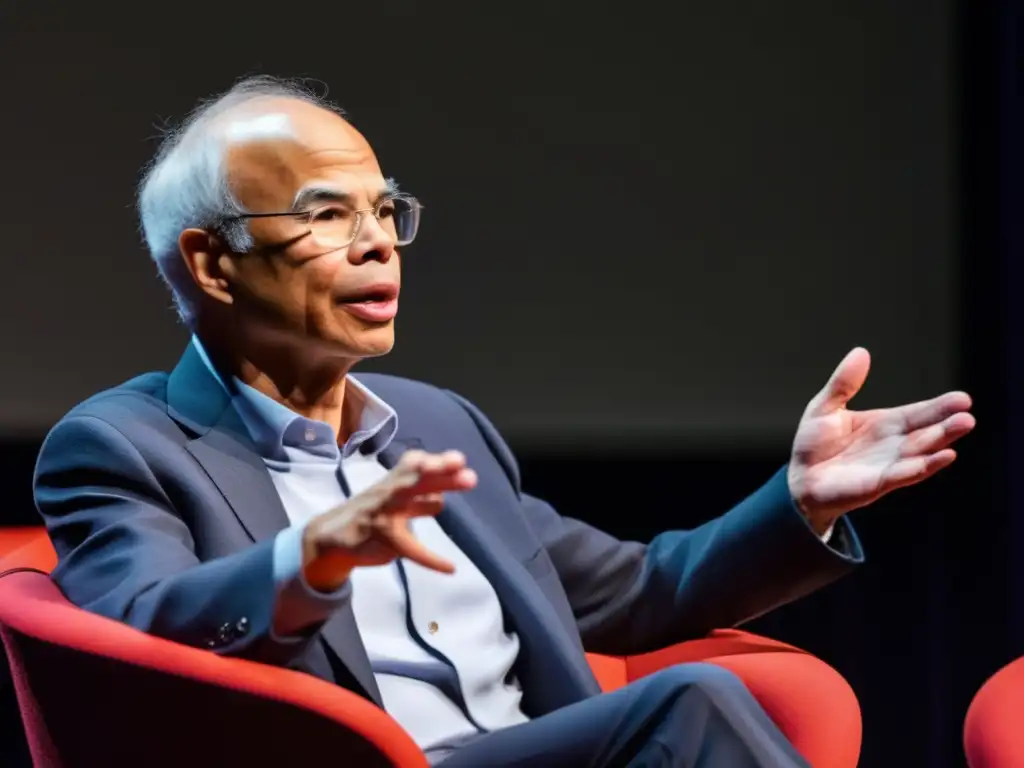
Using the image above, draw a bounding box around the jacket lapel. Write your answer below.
[437,494,601,711]
[317,606,381,704]
[186,412,292,544]
[168,343,291,544]
[379,439,601,712]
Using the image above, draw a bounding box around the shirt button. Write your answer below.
[427,621,439,635]
[304,428,316,442]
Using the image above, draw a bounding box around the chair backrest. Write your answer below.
[0,570,428,768]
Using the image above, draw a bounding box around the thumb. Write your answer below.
[806,347,871,416]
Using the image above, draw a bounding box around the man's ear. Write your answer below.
[178,228,235,307]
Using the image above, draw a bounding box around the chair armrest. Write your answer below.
[0,571,428,768]
[619,629,860,768]
[0,533,56,573]
[0,527,48,558]
[623,628,806,681]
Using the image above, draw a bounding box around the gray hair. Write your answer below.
[137,75,345,327]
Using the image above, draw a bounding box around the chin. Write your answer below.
[346,325,396,359]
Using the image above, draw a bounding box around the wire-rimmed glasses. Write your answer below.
[220,195,422,250]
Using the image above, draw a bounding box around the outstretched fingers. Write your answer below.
[883,391,974,433]
[899,411,977,457]
[390,468,478,505]
[378,515,456,573]
[878,408,973,493]
[385,449,478,506]
[391,526,456,573]
[881,449,958,492]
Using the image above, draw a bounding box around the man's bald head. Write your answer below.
[138,76,352,326]
[219,98,381,221]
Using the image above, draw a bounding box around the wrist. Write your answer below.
[795,500,836,537]
[787,466,837,537]
[301,525,354,593]
[302,558,353,593]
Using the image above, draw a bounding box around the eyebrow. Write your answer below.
[290,177,401,212]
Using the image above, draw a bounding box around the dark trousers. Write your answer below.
[432,663,811,767]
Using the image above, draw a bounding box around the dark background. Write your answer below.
[0,1,1020,766]
[0,1,955,448]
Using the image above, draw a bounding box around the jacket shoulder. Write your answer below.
[353,371,491,439]
[54,372,172,434]
[354,372,464,412]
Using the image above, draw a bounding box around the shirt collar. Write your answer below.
[191,335,398,461]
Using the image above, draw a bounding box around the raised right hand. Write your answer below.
[301,449,477,591]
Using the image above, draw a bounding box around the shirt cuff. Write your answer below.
[271,524,352,640]
[820,523,835,545]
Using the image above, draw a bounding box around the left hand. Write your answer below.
[787,347,975,534]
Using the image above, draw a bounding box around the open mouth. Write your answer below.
[343,289,396,304]
[336,283,400,322]
[338,282,399,305]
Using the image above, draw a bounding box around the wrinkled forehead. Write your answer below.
[221,100,388,213]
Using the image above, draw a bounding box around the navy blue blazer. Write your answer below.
[33,343,863,717]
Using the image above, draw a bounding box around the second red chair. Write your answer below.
[964,656,1024,767]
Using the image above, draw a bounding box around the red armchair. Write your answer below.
[964,657,1024,767]
[0,531,861,767]
[0,527,50,562]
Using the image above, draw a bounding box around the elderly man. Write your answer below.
[34,76,974,767]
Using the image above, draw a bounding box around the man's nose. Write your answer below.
[347,214,395,264]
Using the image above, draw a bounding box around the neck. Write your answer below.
[196,319,358,439]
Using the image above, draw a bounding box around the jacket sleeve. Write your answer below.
[33,413,332,667]
[446,390,864,655]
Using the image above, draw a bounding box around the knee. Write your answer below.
[714,652,861,768]
[644,662,750,702]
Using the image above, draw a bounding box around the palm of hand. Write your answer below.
[792,407,909,517]
[787,348,974,528]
